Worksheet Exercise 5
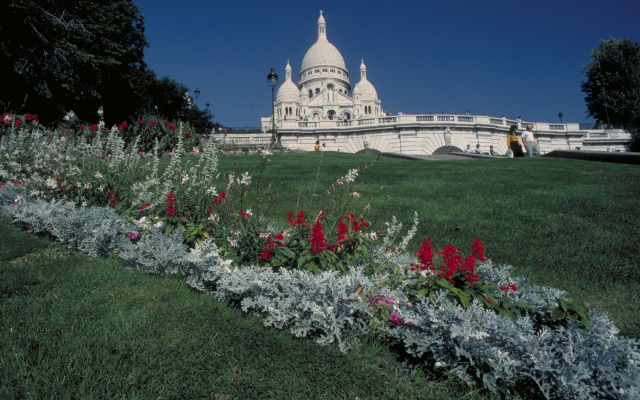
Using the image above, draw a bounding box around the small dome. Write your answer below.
[301,11,346,71]
[276,61,300,103]
[353,60,378,99]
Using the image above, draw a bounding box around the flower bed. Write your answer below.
[1,185,639,399]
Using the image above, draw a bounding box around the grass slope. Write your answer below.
[0,218,494,399]
[168,152,640,337]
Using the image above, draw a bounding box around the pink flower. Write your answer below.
[390,312,404,325]
[127,231,139,240]
[12,202,20,208]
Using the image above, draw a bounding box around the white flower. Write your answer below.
[206,187,218,196]
[94,172,103,179]
[208,213,220,222]
[81,200,87,208]
[350,191,360,198]
[181,175,189,184]
[63,110,75,121]
[45,178,57,189]
[239,172,252,186]
[84,182,92,190]
[259,232,270,238]
[227,237,237,247]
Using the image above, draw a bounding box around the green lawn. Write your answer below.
[0,217,494,399]
[167,152,640,338]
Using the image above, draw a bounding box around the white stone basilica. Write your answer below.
[273,11,381,123]
[255,11,631,154]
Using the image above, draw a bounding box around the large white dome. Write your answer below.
[300,11,346,71]
[301,40,346,71]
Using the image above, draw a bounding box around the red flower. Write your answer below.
[166,191,177,216]
[122,121,128,128]
[118,125,124,131]
[287,210,306,227]
[307,216,328,253]
[140,119,145,124]
[508,284,517,291]
[500,285,507,291]
[411,237,433,272]
[353,220,361,232]
[438,242,463,283]
[275,231,285,247]
[79,125,85,130]
[343,213,355,221]
[151,120,156,125]
[214,190,226,205]
[336,219,349,246]
[485,296,492,304]
[169,124,176,131]
[472,237,487,262]
[108,190,118,208]
[360,218,370,228]
[163,120,168,124]
[260,236,276,261]
[138,202,151,210]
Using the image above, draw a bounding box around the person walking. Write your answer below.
[507,125,525,157]
[522,124,540,157]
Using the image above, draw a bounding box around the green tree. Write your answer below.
[0,0,150,125]
[146,76,218,134]
[581,37,640,150]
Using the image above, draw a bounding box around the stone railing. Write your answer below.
[264,114,583,134]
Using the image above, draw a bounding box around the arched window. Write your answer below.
[309,90,313,98]
[315,88,320,94]
[327,110,336,120]
[327,84,334,90]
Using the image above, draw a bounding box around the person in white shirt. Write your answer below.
[320,143,326,152]
[522,125,540,157]
[464,144,473,153]
[607,144,615,152]
[473,144,483,154]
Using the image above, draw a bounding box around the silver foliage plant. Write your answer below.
[1,186,639,399]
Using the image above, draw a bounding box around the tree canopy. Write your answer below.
[1,0,216,132]
[581,37,640,129]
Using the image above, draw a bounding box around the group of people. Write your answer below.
[314,140,326,152]
[464,124,540,158]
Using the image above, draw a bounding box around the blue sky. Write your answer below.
[134,0,639,127]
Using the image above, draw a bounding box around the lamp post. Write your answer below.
[206,101,210,115]
[558,111,563,124]
[194,87,200,109]
[267,68,278,143]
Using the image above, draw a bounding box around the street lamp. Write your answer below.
[206,102,210,114]
[558,111,563,124]
[194,87,200,109]
[267,68,278,143]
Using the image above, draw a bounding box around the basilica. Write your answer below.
[255,12,630,154]
[273,11,381,122]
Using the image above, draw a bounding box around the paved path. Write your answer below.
[382,152,499,161]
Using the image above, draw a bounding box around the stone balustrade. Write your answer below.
[254,114,632,154]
